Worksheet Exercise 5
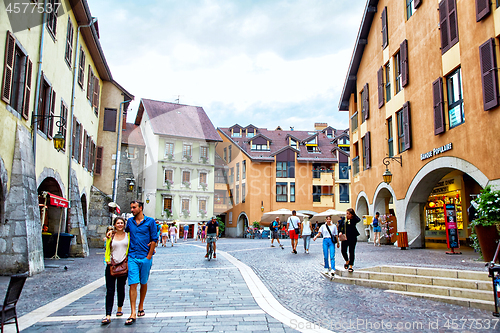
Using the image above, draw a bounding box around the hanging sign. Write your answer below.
[48,193,69,208]
[444,203,459,249]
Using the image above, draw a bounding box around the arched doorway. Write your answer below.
[373,186,398,244]
[38,177,65,234]
[237,212,248,238]
[355,194,369,241]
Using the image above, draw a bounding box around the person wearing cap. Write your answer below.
[270,217,284,249]
[205,216,219,258]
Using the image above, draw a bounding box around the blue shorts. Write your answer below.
[128,257,153,285]
[373,226,382,232]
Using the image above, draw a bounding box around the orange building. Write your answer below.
[217,124,350,237]
[339,0,500,246]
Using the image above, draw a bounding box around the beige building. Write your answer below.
[339,0,500,247]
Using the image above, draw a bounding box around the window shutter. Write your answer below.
[401,39,409,87]
[48,89,55,139]
[402,102,412,151]
[363,83,369,120]
[378,66,384,108]
[414,0,422,8]
[365,131,371,169]
[439,0,449,54]
[72,116,76,158]
[479,38,499,110]
[82,130,87,169]
[448,0,459,48]
[22,57,32,120]
[78,123,83,163]
[476,0,491,22]
[1,31,16,104]
[93,76,99,110]
[381,7,388,49]
[95,146,103,175]
[65,18,73,64]
[432,78,446,135]
[78,49,85,87]
[87,66,92,100]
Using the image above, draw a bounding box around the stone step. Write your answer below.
[365,265,490,282]
[327,274,494,305]
[385,290,495,312]
[336,269,493,291]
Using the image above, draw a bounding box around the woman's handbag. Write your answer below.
[339,233,347,242]
[110,257,128,277]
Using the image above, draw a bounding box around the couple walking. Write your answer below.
[103,200,157,326]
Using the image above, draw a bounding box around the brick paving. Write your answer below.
[1,239,498,332]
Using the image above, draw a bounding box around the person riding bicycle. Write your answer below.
[205,216,219,259]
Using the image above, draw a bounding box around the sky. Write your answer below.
[85,0,366,131]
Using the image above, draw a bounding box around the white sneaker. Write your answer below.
[324,268,330,275]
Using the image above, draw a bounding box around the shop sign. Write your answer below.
[445,204,459,249]
[49,194,69,208]
[420,143,453,161]
[430,176,461,195]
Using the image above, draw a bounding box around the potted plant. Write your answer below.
[182,209,190,218]
[167,154,174,161]
[165,179,173,190]
[199,209,207,218]
[470,185,500,261]
[200,182,208,191]
[164,208,172,219]
[201,156,208,164]
[182,181,191,188]
[184,155,192,162]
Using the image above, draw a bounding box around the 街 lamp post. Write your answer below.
[32,115,66,152]
[382,156,402,185]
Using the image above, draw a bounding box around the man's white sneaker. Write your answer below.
[324,269,330,275]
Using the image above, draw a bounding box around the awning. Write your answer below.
[47,193,69,208]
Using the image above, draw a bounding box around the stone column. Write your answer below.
[68,170,89,257]
[0,125,44,275]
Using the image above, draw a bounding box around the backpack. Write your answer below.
[270,221,277,231]
[372,218,379,228]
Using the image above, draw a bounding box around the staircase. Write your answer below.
[329,265,495,311]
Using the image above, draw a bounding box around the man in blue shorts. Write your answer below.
[205,216,219,258]
[124,201,157,325]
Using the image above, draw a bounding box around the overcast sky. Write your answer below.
[85,0,366,131]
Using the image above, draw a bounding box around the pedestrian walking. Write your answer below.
[183,224,189,240]
[287,210,301,254]
[301,216,312,253]
[197,223,202,241]
[339,208,361,273]
[124,200,157,325]
[201,223,207,243]
[270,217,284,249]
[101,217,129,325]
[372,212,382,246]
[313,215,339,276]
[161,221,169,247]
[169,222,178,246]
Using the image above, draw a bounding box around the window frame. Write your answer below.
[396,109,405,153]
[164,169,173,184]
[446,68,465,129]
[395,51,402,94]
[339,183,350,203]
[385,62,391,102]
[276,161,287,178]
[183,144,192,159]
[276,183,287,202]
[46,0,59,38]
[64,17,74,68]
[387,117,394,158]
[290,183,295,202]
[182,170,190,184]
[165,142,174,157]
[406,0,415,20]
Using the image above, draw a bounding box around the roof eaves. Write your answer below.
[217,128,253,160]
[270,145,300,157]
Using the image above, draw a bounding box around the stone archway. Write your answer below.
[355,193,369,241]
[236,212,248,238]
[38,177,65,234]
[402,157,489,248]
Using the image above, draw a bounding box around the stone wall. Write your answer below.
[87,186,113,248]
[68,170,89,257]
[116,144,144,211]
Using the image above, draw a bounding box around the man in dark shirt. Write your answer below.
[205,216,219,258]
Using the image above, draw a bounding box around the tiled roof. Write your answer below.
[121,123,145,147]
[137,99,222,142]
[218,126,348,163]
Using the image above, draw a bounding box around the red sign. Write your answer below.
[48,193,69,208]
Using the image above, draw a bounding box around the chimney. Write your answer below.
[314,123,328,131]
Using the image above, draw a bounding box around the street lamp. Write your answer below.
[127,178,135,192]
[382,156,402,185]
[261,201,264,212]
[32,115,66,152]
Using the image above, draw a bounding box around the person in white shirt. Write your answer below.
[313,216,339,276]
[286,210,301,254]
[300,217,312,254]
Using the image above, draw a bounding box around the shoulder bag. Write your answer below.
[289,218,300,234]
[109,235,128,277]
[325,224,337,244]
[338,221,347,242]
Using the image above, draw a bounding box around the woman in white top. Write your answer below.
[102,217,130,325]
[169,223,178,246]
[300,217,312,254]
[313,216,339,276]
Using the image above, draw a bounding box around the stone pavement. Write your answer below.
[1,239,499,332]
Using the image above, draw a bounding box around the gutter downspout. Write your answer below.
[32,0,49,165]
[66,17,97,231]
[112,100,132,203]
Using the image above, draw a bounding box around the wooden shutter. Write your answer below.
[479,38,499,111]
[93,76,99,110]
[364,131,371,169]
[22,57,32,120]
[381,7,388,49]
[95,146,103,175]
[82,130,87,169]
[378,66,384,108]
[402,102,411,151]
[65,18,73,64]
[448,0,459,48]
[401,39,409,87]
[71,116,76,158]
[78,49,85,87]
[47,90,55,139]
[1,31,16,104]
[414,0,422,8]
[476,0,491,22]
[78,123,83,163]
[363,83,369,120]
[89,141,95,172]
[87,66,92,100]
[432,78,446,135]
[439,0,449,54]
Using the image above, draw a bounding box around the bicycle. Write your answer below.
[206,235,217,261]
[487,240,500,317]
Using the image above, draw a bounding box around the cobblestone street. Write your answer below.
[1,239,498,332]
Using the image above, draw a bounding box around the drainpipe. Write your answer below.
[112,100,132,203]
[32,0,49,166]
[66,17,97,231]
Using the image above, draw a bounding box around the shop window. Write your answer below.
[439,0,459,55]
[277,183,287,202]
[446,68,465,129]
[242,183,246,203]
[387,117,394,158]
[395,51,402,94]
[339,184,350,203]
[385,62,391,102]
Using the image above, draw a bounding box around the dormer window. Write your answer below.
[290,139,297,148]
[252,144,269,151]
[326,130,333,138]
[306,136,318,145]
[232,128,241,137]
[307,146,320,153]
[247,129,255,138]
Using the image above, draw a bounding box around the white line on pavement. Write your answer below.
[151,267,237,272]
[39,309,265,322]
